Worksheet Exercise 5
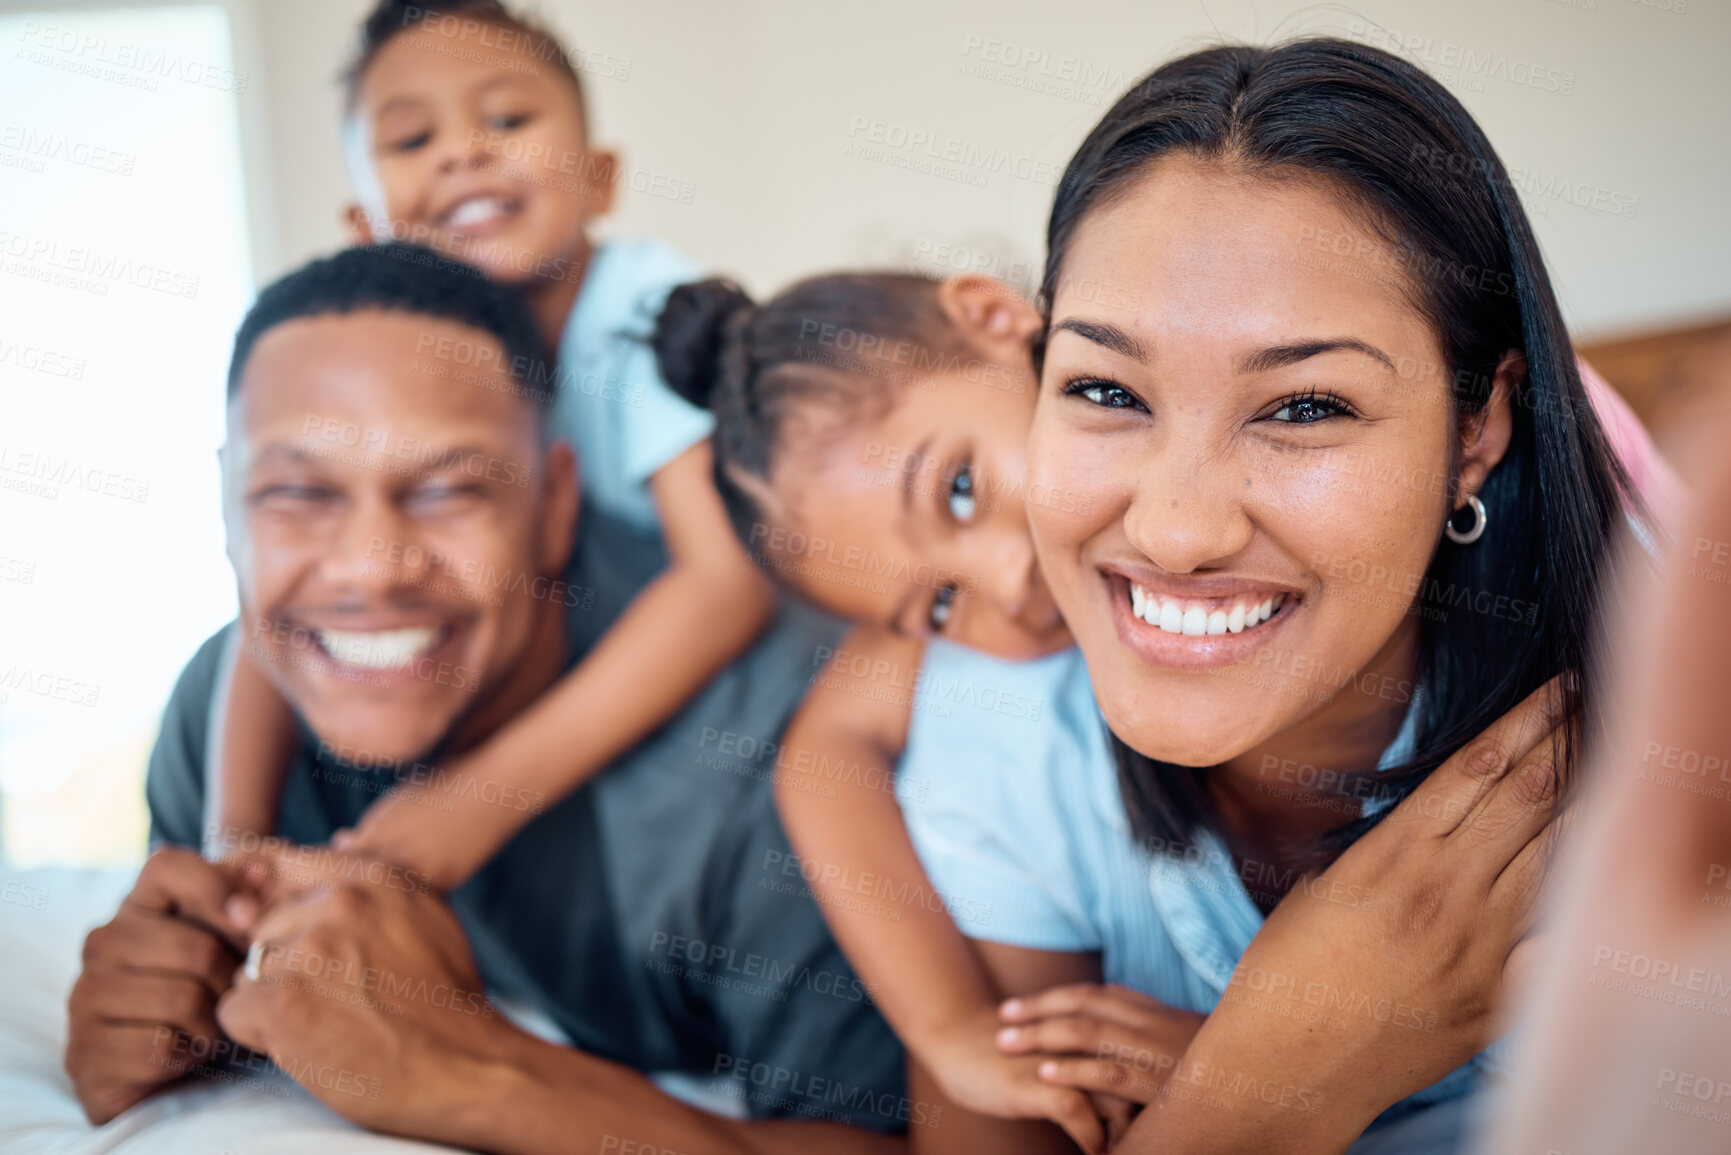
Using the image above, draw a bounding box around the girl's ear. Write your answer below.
[343,204,376,245]
[936,275,1042,346]
[1457,349,1521,507]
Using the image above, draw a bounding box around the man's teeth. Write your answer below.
[446,196,512,229]
[315,627,440,670]
[1129,583,1287,636]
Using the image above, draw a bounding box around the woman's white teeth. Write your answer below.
[1129,583,1286,636]
[315,627,439,670]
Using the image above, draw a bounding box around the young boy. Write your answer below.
[210,0,776,889]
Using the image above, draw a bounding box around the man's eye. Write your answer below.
[947,464,976,523]
[928,584,959,633]
[253,485,332,507]
[411,483,483,507]
[1064,378,1146,411]
[1269,392,1352,425]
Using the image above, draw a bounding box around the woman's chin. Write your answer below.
[1100,692,1276,769]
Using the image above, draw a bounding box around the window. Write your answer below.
[0,6,253,863]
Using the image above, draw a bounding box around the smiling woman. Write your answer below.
[1027,40,1638,863]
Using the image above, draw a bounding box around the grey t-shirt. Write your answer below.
[144,506,910,1132]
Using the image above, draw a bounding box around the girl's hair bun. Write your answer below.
[653,278,755,409]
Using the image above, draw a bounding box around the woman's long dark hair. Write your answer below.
[1038,39,1642,860]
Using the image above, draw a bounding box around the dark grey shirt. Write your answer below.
[145,506,910,1131]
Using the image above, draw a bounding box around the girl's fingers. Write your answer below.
[997,1014,1112,1056]
[999,983,1166,1029]
[1039,1056,1168,1105]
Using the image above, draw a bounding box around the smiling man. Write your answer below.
[63,244,908,1153]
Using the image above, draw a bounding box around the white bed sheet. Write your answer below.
[0,863,459,1155]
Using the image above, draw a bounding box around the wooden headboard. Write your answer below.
[1578,317,1731,463]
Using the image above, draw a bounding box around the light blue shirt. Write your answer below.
[552,236,713,531]
[896,639,1494,1125]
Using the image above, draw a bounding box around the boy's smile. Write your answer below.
[346,17,613,309]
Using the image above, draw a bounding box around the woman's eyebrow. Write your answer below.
[1050,318,1148,363]
[1241,339,1395,373]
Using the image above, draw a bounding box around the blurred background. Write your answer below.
[1,0,1728,866]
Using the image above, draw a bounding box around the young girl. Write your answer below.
[205,0,776,892]
[650,45,1678,1155]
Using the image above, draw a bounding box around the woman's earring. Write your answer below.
[1445,494,1488,545]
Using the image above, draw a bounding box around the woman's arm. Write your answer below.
[1115,679,1571,1155]
[206,640,298,853]
[342,440,778,889]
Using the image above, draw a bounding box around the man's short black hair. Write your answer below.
[342,0,586,129]
[226,243,549,407]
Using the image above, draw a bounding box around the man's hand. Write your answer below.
[215,871,505,1139]
[65,847,251,1124]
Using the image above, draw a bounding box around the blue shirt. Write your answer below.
[553,236,713,530]
[896,639,1493,1125]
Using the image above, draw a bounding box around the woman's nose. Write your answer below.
[1123,452,1254,575]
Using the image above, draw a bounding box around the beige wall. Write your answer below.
[64,0,1731,339]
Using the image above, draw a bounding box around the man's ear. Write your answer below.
[935,275,1042,347]
[1456,349,1521,508]
[537,439,581,575]
[580,149,619,216]
[344,204,377,245]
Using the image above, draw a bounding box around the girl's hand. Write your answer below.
[998,983,1205,1124]
[922,1003,1125,1154]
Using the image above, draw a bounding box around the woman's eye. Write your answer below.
[1065,378,1146,411]
[1269,393,1350,425]
[928,584,958,633]
[947,464,977,523]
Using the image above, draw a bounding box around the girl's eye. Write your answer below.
[486,112,533,131]
[1064,378,1147,412]
[928,584,958,633]
[947,464,977,523]
[1269,392,1352,425]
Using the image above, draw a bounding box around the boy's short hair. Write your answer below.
[227,243,550,409]
[342,0,586,127]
